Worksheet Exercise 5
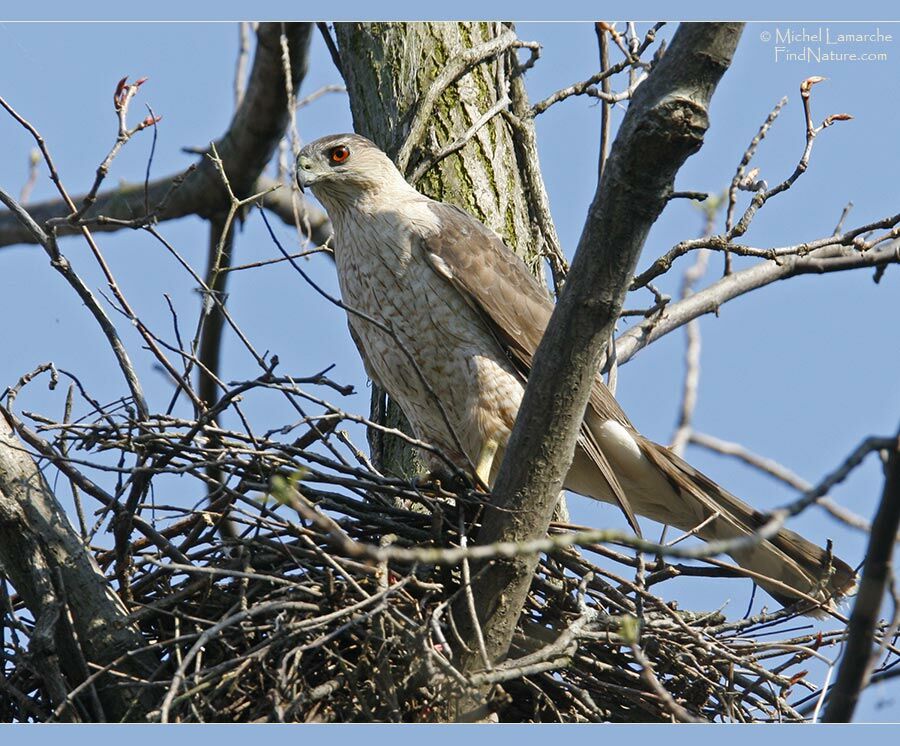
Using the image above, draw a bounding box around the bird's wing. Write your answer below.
[420,203,551,366]
[420,201,640,533]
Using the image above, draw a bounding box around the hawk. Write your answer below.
[296,133,855,613]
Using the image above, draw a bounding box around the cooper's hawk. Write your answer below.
[296,133,856,613]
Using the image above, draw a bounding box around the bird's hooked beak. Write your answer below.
[295,154,317,193]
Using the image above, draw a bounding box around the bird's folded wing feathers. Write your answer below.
[420,202,555,368]
[420,201,640,532]
[417,202,857,606]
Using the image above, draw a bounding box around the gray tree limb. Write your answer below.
[824,429,900,722]
[0,174,331,250]
[457,23,745,682]
[0,24,330,250]
[616,240,900,366]
[0,411,157,721]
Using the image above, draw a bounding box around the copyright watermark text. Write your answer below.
[759,25,892,63]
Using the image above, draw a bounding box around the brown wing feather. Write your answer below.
[420,202,640,533]
[421,203,553,364]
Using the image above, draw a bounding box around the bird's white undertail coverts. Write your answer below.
[295,132,856,614]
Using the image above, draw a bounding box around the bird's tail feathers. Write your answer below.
[637,438,857,615]
[566,411,856,615]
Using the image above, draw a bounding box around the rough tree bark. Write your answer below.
[454,22,745,692]
[333,21,562,480]
[0,412,157,721]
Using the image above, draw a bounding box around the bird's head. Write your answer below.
[295,134,410,209]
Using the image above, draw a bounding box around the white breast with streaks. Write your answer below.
[330,194,524,469]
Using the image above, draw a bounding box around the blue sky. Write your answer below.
[1,20,899,720]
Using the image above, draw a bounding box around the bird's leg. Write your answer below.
[475,438,499,489]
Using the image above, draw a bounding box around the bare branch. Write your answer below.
[0,182,150,419]
[234,22,253,109]
[0,23,317,251]
[630,641,706,722]
[618,237,900,365]
[669,209,713,456]
[0,412,157,720]
[690,431,883,535]
[316,22,344,76]
[825,430,900,721]
[530,23,663,116]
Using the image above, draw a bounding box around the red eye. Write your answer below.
[330,145,350,164]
